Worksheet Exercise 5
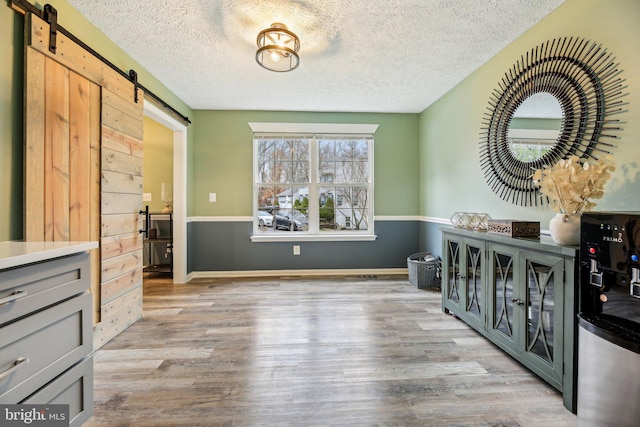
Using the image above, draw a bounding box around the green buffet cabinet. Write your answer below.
[441,227,579,413]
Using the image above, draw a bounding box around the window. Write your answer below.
[250,123,377,241]
[508,137,554,162]
[506,128,559,162]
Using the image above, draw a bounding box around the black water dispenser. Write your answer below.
[578,212,640,426]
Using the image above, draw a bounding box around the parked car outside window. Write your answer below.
[258,210,273,227]
[273,209,309,231]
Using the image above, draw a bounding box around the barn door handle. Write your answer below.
[139,205,150,237]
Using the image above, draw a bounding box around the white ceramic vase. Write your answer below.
[549,213,580,245]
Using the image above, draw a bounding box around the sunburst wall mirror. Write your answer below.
[479,37,628,206]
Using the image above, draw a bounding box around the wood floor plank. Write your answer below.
[84,276,577,427]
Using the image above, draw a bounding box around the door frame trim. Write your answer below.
[143,102,188,284]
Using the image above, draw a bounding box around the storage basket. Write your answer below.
[407,252,440,290]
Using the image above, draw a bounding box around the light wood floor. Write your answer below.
[85,275,577,427]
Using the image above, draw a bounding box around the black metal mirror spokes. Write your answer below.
[480,37,628,206]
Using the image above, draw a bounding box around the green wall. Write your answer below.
[143,117,174,212]
[0,0,193,241]
[420,0,640,225]
[191,110,420,217]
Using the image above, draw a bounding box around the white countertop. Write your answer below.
[0,241,98,270]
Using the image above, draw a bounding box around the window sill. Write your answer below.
[250,233,377,243]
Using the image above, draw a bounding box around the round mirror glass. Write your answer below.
[507,93,563,162]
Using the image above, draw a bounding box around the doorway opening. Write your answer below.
[143,102,188,284]
[142,116,174,277]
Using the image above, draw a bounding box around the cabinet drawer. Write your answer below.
[22,356,94,427]
[0,293,92,403]
[0,252,90,326]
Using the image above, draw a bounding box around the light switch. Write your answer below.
[293,245,300,255]
[209,193,216,202]
[143,193,152,201]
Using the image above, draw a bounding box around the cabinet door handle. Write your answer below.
[511,298,525,305]
[0,357,29,381]
[0,289,28,306]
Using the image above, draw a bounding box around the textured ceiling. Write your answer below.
[66,0,565,113]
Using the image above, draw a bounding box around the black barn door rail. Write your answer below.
[9,0,191,125]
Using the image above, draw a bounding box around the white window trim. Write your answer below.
[249,122,379,243]
[249,122,379,134]
[250,233,377,242]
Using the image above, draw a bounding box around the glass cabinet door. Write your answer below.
[487,245,516,349]
[460,239,485,329]
[520,251,564,386]
[443,236,461,311]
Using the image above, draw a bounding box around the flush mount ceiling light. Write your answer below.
[256,23,300,72]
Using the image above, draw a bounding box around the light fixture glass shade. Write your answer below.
[256,23,300,72]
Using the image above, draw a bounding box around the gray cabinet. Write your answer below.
[0,249,94,426]
[442,228,578,413]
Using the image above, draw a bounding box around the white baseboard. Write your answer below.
[184,271,196,283]
[187,268,408,281]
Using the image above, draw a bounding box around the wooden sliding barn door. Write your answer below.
[24,12,144,349]
[95,89,145,348]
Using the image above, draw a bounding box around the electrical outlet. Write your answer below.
[209,193,216,202]
[143,193,152,201]
[293,245,300,255]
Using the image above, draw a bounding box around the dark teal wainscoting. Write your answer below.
[419,221,452,259]
[187,220,420,273]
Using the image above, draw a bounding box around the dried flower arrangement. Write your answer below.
[532,155,616,215]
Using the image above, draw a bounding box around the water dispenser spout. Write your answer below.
[631,267,640,299]
[590,259,603,288]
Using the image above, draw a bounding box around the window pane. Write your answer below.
[318,139,336,161]
[258,138,309,184]
[318,187,369,232]
[318,160,335,183]
[289,139,309,183]
[257,139,276,183]
[352,187,369,208]
[257,186,280,212]
[319,186,337,230]
[341,187,368,230]
[272,186,309,232]
[319,138,369,184]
